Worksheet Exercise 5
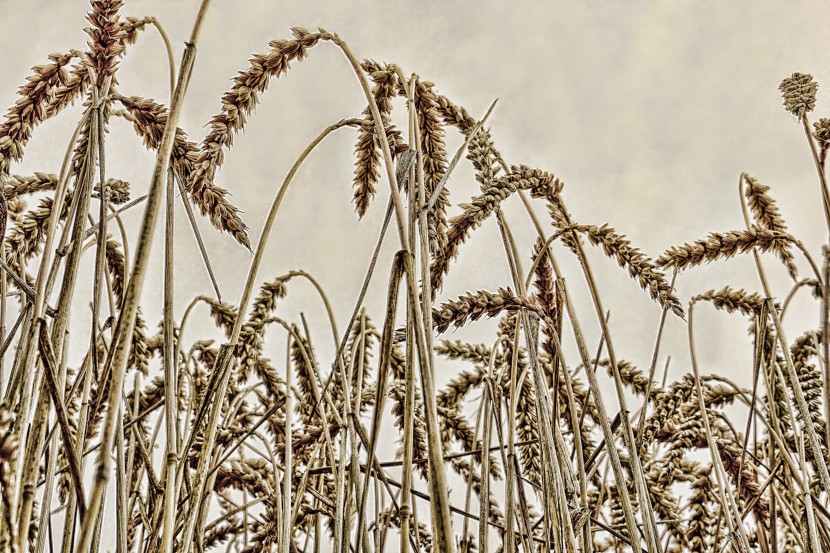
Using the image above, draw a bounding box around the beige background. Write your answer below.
[1,0,828,546]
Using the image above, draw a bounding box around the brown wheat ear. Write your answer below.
[575,223,684,317]
[86,0,126,88]
[779,72,817,118]
[656,225,791,271]
[352,61,399,217]
[114,94,250,247]
[432,287,545,333]
[692,286,765,317]
[189,27,324,248]
[431,165,563,291]
[742,172,798,279]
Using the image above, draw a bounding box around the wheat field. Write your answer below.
[0,1,827,552]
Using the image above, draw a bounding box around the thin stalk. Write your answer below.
[160,167,178,553]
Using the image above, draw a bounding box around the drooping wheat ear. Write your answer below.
[779,72,817,118]
[742,173,798,279]
[5,194,72,270]
[685,464,718,551]
[434,93,477,135]
[425,126,503,295]
[214,459,275,496]
[0,52,77,174]
[353,117,409,216]
[291,327,320,427]
[789,331,828,463]
[595,358,659,399]
[353,61,399,217]
[717,440,770,526]
[641,375,696,447]
[5,173,59,198]
[198,295,238,338]
[415,79,450,255]
[436,364,486,411]
[531,237,564,384]
[432,287,545,333]
[105,239,149,375]
[431,165,563,291]
[574,223,684,317]
[86,0,125,87]
[94,177,130,204]
[656,225,791,271]
[516,367,543,486]
[435,340,494,365]
[190,27,323,247]
[546,195,580,255]
[235,277,288,393]
[46,57,91,118]
[386,340,430,460]
[114,94,250,246]
[692,286,765,317]
[467,127,504,192]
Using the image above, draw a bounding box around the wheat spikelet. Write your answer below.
[717,440,770,525]
[660,418,770,527]
[576,223,684,317]
[199,296,238,338]
[779,72,817,118]
[432,287,545,333]
[743,173,798,279]
[291,328,320,427]
[94,177,130,204]
[656,225,791,271]
[431,165,563,291]
[692,286,765,316]
[427,126,504,293]
[115,94,250,246]
[7,196,25,223]
[5,173,58,198]
[189,27,323,248]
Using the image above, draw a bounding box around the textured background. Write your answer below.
[1,0,828,545]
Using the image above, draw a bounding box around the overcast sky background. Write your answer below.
[2,0,829,547]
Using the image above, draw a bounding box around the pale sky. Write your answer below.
[1,0,828,547]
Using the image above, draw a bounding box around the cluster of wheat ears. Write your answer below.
[0,2,827,553]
